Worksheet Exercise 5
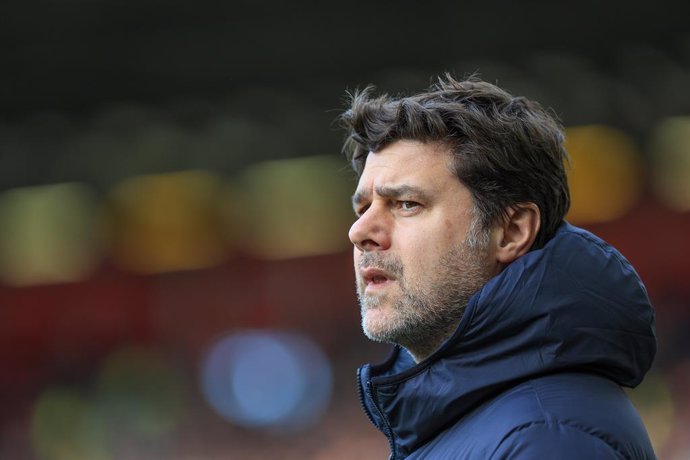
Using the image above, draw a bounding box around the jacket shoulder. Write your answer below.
[409,373,655,460]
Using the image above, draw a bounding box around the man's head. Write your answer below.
[340,75,570,361]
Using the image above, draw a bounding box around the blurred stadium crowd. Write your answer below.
[2,1,690,459]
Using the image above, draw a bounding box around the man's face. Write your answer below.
[349,140,496,356]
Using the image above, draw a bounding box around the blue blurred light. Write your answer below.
[200,330,332,431]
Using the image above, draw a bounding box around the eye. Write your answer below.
[399,201,420,212]
[354,204,370,217]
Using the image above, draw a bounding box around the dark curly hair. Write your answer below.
[339,74,570,249]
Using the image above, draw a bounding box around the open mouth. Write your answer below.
[361,267,395,287]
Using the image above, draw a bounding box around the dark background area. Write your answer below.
[3,1,690,186]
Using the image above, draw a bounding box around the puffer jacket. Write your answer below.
[358,222,656,459]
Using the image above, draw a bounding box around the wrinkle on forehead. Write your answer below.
[351,140,463,208]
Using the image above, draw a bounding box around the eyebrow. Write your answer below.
[351,184,431,209]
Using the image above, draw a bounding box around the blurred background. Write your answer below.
[1,0,690,458]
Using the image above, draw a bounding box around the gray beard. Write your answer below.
[357,240,491,360]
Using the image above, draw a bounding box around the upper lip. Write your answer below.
[360,267,395,285]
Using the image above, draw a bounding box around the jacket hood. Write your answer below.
[358,222,656,458]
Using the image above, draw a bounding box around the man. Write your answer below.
[340,75,656,459]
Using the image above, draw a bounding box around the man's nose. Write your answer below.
[348,206,391,252]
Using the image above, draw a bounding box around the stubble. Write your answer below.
[357,236,492,361]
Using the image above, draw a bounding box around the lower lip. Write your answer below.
[365,279,395,293]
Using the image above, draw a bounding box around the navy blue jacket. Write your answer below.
[358,223,656,459]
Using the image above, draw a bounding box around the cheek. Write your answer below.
[442,217,469,242]
[414,218,466,252]
[401,235,443,273]
[404,225,464,269]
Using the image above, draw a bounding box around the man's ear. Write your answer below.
[494,203,541,265]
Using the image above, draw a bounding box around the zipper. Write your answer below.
[356,367,378,428]
[357,369,397,459]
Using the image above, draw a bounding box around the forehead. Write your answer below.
[357,140,456,189]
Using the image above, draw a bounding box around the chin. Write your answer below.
[362,307,398,342]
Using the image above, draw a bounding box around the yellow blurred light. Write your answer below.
[31,387,111,460]
[0,183,102,286]
[108,170,226,274]
[649,116,690,211]
[565,125,643,224]
[233,155,354,259]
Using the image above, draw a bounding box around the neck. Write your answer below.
[405,326,457,363]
